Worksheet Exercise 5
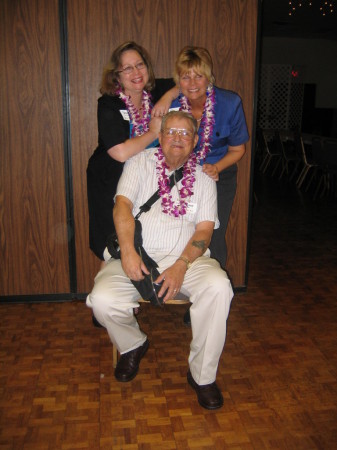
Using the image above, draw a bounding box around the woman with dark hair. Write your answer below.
[87,41,175,261]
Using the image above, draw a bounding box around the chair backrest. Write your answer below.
[275,130,285,156]
[293,129,308,163]
[261,129,281,156]
[277,129,301,158]
[257,128,268,154]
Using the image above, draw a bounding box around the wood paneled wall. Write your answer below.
[0,0,258,298]
[0,0,70,296]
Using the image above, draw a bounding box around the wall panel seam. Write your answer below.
[59,0,77,293]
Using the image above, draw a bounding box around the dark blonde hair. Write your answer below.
[100,41,155,95]
[173,46,215,85]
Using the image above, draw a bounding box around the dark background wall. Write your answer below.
[260,0,337,137]
[0,0,259,299]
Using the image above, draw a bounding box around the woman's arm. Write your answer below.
[103,84,179,162]
[107,85,180,161]
[107,115,162,162]
[202,144,246,181]
[98,96,161,162]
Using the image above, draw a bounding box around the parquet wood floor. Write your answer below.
[1,173,337,449]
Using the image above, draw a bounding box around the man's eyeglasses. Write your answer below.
[162,128,194,141]
[117,62,146,75]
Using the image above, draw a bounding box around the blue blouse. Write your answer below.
[170,85,249,165]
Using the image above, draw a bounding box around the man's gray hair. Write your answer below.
[161,111,198,135]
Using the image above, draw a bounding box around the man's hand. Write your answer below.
[154,260,187,302]
[114,195,150,281]
[121,249,149,281]
[153,221,214,302]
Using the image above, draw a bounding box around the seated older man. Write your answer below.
[86,111,233,410]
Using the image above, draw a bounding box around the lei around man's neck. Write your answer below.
[154,146,197,217]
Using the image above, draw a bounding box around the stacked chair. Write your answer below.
[258,128,283,176]
[295,130,318,190]
[257,127,337,199]
[276,129,302,181]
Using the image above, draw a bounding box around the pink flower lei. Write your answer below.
[155,147,197,217]
[116,87,152,137]
[179,84,216,163]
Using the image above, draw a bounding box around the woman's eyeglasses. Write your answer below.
[117,62,146,75]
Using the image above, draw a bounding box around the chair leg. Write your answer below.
[304,168,316,192]
[261,155,271,173]
[289,161,300,181]
[259,154,269,171]
[296,166,309,188]
[325,173,331,196]
[270,158,281,176]
[278,161,287,179]
[313,174,325,200]
[113,346,118,368]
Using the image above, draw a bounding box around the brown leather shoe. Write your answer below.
[114,339,149,382]
[187,370,223,410]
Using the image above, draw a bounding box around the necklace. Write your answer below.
[179,84,216,162]
[116,88,152,137]
[155,147,197,217]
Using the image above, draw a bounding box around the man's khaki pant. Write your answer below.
[86,254,233,385]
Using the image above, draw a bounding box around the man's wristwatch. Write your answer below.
[177,256,191,270]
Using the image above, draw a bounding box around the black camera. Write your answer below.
[131,270,168,307]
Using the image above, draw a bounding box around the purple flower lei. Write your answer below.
[155,147,197,217]
[116,88,152,137]
[179,84,216,163]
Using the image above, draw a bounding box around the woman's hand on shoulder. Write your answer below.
[152,99,169,117]
[202,163,219,181]
[152,86,179,117]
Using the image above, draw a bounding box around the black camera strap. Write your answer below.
[135,166,184,219]
[108,165,184,305]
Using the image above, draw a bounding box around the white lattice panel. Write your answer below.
[258,64,304,130]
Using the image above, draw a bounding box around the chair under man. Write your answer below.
[92,296,191,368]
